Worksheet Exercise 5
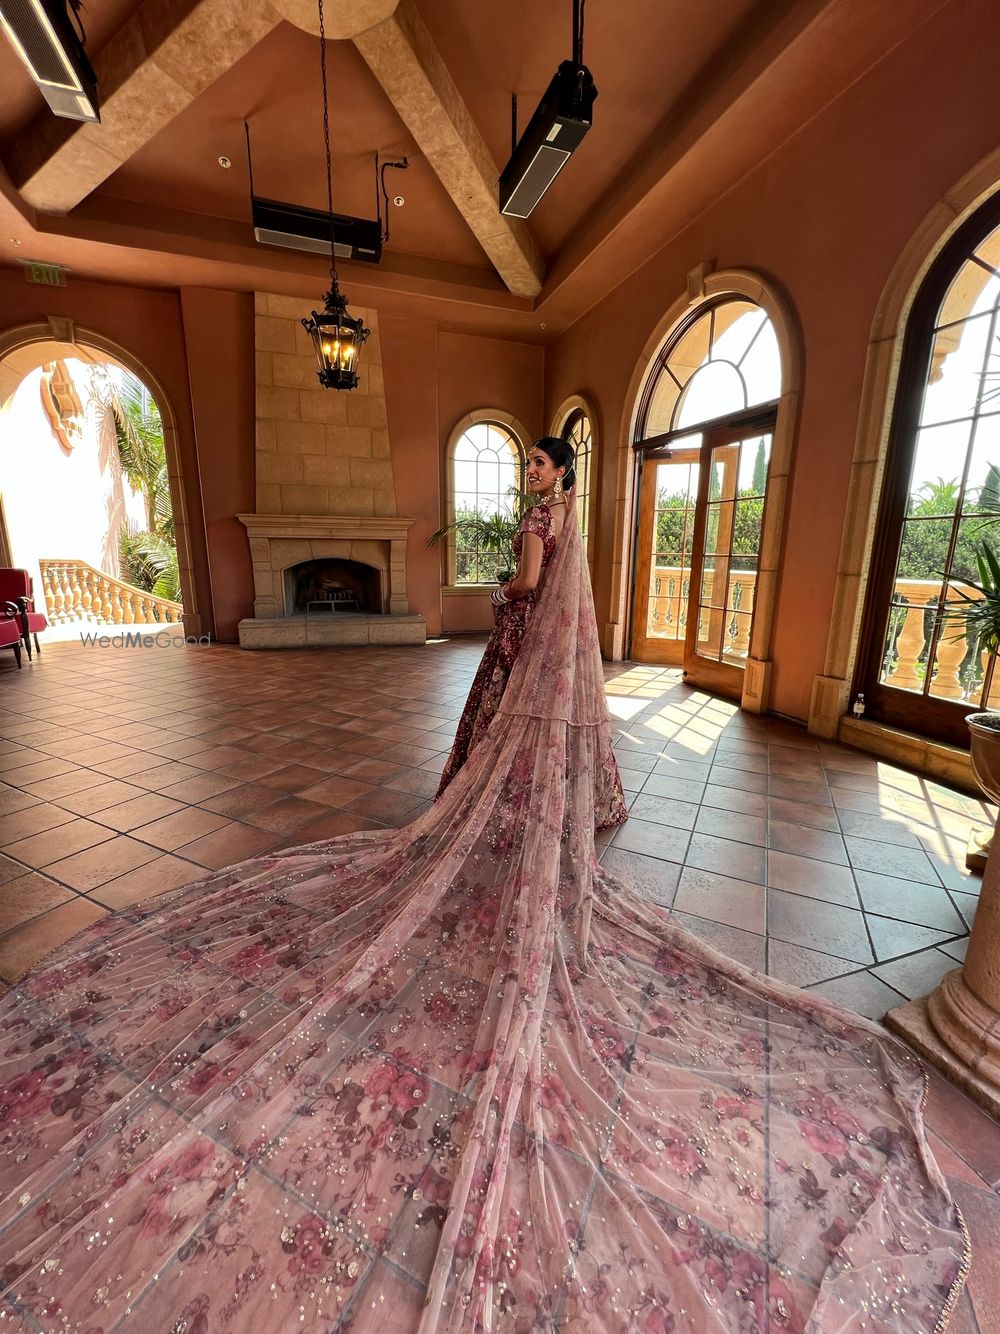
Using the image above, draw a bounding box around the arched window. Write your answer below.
[447,417,525,584]
[630,298,781,694]
[857,196,1000,745]
[560,407,594,550]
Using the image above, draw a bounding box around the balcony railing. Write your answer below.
[645,568,991,699]
[645,567,757,659]
[39,559,183,627]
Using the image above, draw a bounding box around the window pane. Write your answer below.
[896,517,953,582]
[675,361,747,428]
[450,421,523,583]
[638,301,781,439]
[906,420,972,514]
[920,311,992,426]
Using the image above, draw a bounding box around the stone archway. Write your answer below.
[0,320,202,637]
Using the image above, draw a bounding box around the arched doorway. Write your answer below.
[0,325,200,639]
[628,295,784,701]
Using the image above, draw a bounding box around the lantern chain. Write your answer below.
[318,0,337,291]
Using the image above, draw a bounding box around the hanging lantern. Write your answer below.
[302,283,370,390]
[301,0,369,391]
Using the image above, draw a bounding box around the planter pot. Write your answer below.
[965,712,1000,871]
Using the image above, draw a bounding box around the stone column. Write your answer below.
[886,812,1000,1118]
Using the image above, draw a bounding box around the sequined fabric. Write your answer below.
[0,501,968,1331]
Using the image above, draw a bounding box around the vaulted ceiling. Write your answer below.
[0,0,953,339]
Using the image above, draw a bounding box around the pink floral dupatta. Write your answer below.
[0,495,969,1331]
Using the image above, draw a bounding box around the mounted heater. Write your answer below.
[499,0,595,219]
[0,0,98,121]
[251,197,383,264]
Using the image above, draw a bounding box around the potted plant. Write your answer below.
[944,538,1000,869]
[427,489,531,584]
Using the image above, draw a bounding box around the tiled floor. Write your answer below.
[0,637,997,1329]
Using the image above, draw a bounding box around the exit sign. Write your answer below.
[21,261,67,287]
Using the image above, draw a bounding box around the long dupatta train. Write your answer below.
[0,498,969,1332]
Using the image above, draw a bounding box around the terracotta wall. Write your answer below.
[381,320,544,635]
[544,0,1000,722]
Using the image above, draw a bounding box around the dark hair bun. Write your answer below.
[534,436,577,490]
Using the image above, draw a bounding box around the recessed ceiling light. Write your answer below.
[218,155,232,169]
[392,194,405,207]
[10,238,22,246]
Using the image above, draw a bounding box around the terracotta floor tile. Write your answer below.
[253,763,331,792]
[0,802,76,844]
[684,832,766,884]
[143,735,214,760]
[178,823,279,870]
[131,807,231,852]
[836,809,923,847]
[628,793,699,830]
[0,853,30,885]
[807,971,905,1022]
[338,757,412,784]
[90,854,205,909]
[765,849,858,905]
[598,848,680,906]
[0,747,47,774]
[766,797,841,831]
[213,753,285,780]
[21,768,103,800]
[126,762,207,792]
[865,913,953,961]
[91,792,186,832]
[767,890,873,963]
[385,768,443,800]
[158,772,243,803]
[767,776,833,806]
[297,774,376,809]
[766,940,854,987]
[953,891,979,928]
[694,806,766,846]
[3,818,114,868]
[872,946,956,998]
[844,836,941,884]
[674,866,766,934]
[0,786,41,816]
[768,820,848,865]
[949,1180,1000,1334]
[924,1068,1000,1189]
[611,817,691,865]
[0,872,74,932]
[852,869,967,932]
[200,782,292,817]
[44,835,163,892]
[0,898,107,982]
[89,751,161,778]
[341,788,428,825]
[640,772,707,803]
[672,912,766,972]
[243,797,334,834]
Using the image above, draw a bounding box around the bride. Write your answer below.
[0,438,969,1331]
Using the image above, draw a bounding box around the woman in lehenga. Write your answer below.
[437,436,628,834]
[0,440,969,1332]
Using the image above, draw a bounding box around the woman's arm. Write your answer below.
[491,531,544,608]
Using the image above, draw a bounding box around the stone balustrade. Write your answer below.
[38,560,183,626]
[646,566,757,659]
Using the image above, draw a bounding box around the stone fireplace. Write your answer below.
[237,513,425,647]
[236,293,426,649]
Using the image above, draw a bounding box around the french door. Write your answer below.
[631,412,775,698]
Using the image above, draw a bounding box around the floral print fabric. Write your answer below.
[0,502,968,1332]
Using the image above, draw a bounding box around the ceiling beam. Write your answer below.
[352,0,544,299]
[7,0,284,214]
[3,0,399,216]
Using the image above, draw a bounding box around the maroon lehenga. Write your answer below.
[0,497,969,1331]
[438,502,628,831]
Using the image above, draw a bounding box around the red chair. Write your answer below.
[0,569,47,659]
[0,606,22,668]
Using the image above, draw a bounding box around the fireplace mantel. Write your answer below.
[236,513,425,648]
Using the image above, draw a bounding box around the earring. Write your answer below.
[553,474,564,496]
